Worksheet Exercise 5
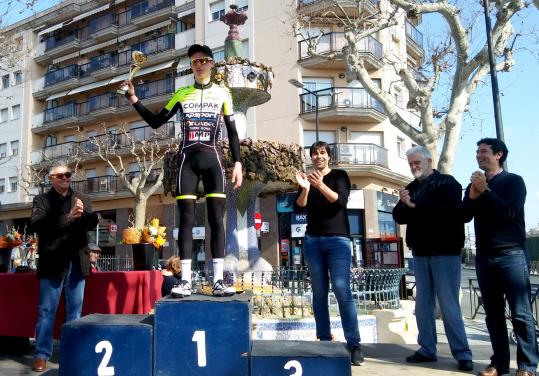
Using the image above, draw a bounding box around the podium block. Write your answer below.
[154,292,252,376]
[59,314,153,376]
[250,340,351,376]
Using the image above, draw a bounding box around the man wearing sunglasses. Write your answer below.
[122,44,242,297]
[30,162,99,372]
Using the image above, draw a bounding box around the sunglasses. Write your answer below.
[190,57,213,66]
[52,172,72,179]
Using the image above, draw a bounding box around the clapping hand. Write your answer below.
[295,170,310,190]
[469,171,488,199]
[398,188,416,208]
[307,170,324,189]
[68,198,84,222]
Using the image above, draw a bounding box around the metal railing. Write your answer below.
[298,33,382,61]
[330,143,388,167]
[405,20,424,49]
[131,0,175,19]
[298,0,379,7]
[299,86,385,114]
[89,264,406,317]
[41,77,174,124]
[44,33,77,51]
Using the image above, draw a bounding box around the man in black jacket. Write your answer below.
[393,146,473,371]
[464,138,538,376]
[30,162,98,372]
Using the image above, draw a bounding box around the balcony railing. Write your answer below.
[41,77,174,125]
[405,20,423,49]
[131,0,175,19]
[44,65,78,87]
[36,123,175,164]
[44,33,77,51]
[298,0,379,6]
[299,86,384,114]
[298,33,382,61]
[131,33,175,56]
[305,143,388,168]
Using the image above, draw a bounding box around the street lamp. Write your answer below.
[482,0,507,168]
[289,78,320,142]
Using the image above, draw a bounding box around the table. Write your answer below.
[0,271,163,338]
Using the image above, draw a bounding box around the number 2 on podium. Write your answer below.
[192,330,207,367]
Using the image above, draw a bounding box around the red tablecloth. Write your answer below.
[0,271,163,338]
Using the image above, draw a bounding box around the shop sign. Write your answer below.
[347,189,364,209]
[276,192,296,213]
[291,213,307,238]
[192,227,205,239]
[376,191,399,212]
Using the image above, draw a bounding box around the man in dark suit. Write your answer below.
[30,162,98,372]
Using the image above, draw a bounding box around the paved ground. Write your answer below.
[0,267,529,375]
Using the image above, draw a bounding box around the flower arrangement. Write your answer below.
[123,217,166,249]
[0,226,23,248]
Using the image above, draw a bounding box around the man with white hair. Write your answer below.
[392,146,473,371]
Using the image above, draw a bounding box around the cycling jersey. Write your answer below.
[132,81,240,162]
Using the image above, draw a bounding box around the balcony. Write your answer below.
[298,33,383,70]
[130,0,176,27]
[305,143,388,168]
[87,13,118,41]
[33,77,174,134]
[35,33,81,65]
[297,0,379,18]
[132,34,176,64]
[32,123,175,166]
[299,87,386,123]
[405,20,424,65]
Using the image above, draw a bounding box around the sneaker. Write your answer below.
[350,347,365,366]
[406,351,437,363]
[212,279,236,297]
[170,280,192,298]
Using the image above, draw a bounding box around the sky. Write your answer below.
[3,1,539,230]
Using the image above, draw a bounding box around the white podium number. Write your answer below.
[192,330,207,367]
[284,360,303,375]
[95,340,115,376]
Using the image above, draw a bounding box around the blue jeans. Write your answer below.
[414,255,472,361]
[475,248,538,373]
[35,262,85,360]
[303,235,360,348]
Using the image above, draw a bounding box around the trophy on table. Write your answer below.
[116,50,148,96]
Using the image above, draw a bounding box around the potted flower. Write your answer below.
[0,227,23,273]
[123,217,166,270]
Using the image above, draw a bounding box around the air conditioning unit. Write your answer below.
[343,99,352,107]
[339,144,353,154]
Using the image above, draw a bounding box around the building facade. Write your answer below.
[0,0,422,267]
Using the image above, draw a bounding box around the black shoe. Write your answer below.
[457,360,473,371]
[350,347,365,366]
[406,351,437,363]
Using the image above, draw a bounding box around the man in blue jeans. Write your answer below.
[393,146,473,371]
[30,162,98,372]
[463,138,538,376]
[295,141,364,366]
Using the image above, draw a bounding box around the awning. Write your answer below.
[46,90,72,102]
[52,51,80,65]
[178,9,195,18]
[108,60,176,85]
[80,39,118,56]
[37,22,64,37]
[66,77,112,96]
[118,19,171,42]
[37,4,110,37]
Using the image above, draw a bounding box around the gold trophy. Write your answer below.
[117,51,148,96]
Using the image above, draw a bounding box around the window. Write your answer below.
[397,137,405,157]
[0,143,6,158]
[302,77,333,110]
[10,141,18,156]
[303,130,336,163]
[0,108,7,123]
[9,177,18,192]
[210,1,225,21]
[14,71,22,85]
[350,131,383,146]
[213,48,225,62]
[12,105,20,120]
[2,75,9,89]
[236,0,248,11]
[0,179,4,193]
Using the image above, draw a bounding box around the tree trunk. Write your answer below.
[133,195,147,229]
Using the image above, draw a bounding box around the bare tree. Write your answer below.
[291,0,533,173]
[77,124,178,229]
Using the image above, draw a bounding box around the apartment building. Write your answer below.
[0,0,422,267]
